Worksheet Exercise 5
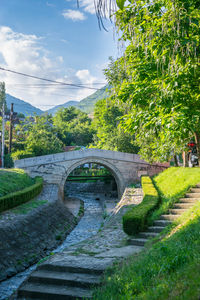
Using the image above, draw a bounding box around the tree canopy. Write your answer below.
[102,0,200,162]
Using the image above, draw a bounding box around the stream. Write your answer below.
[0,182,117,300]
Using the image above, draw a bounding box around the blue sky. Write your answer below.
[0,0,118,110]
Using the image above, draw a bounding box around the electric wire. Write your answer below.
[0,66,104,90]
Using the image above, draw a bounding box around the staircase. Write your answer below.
[128,184,200,247]
[17,255,113,299]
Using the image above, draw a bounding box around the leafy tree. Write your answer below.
[92,99,138,153]
[25,114,63,156]
[53,107,95,146]
[102,0,200,162]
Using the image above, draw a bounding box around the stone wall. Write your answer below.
[0,184,80,281]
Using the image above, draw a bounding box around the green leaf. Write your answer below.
[116,0,125,10]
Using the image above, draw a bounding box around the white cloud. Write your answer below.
[0,26,105,110]
[64,0,112,21]
[79,0,96,14]
[76,69,96,85]
[62,9,86,21]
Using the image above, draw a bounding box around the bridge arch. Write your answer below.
[60,157,125,198]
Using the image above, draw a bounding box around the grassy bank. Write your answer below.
[0,169,34,197]
[150,167,200,222]
[93,167,200,299]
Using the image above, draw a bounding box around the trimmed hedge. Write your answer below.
[0,177,43,213]
[123,176,159,235]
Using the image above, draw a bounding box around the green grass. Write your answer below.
[150,167,200,222]
[0,168,34,197]
[93,167,200,299]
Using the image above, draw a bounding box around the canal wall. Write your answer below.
[0,184,80,282]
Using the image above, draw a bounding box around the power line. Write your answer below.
[7,82,107,87]
[0,66,103,91]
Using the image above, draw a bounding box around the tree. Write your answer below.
[92,98,138,153]
[25,115,63,156]
[102,0,200,162]
[53,107,95,146]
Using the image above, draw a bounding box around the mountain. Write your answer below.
[47,100,78,115]
[4,85,109,117]
[46,85,109,115]
[6,94,42,116]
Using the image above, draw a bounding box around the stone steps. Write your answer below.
[138,232,159,239]
[153,220,172,227]
[185,193,200,198]
[160,214,180,221]
[17,256,111,299]
[147,226,165,233]
[168,208,188,214]
[128,238,147,247]
[18,282,93,299]
[174,203,194,209]
[128,183,200,247]
[179,198,199,203]
[190,188,200,193]
[28,270,101,288]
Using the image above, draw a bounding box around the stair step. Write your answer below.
[195,184,200,188]
[153,220,171,227]
[138,232,159,238]
[185,193,200,198]
[147,226,165,233]
[38,260,106,275]
[128,238,147,246]
[28,270,100,288]
[160,214,180,221]
[18,282,93,299]
[190,188,200,193]
[174,203,194,209]
[168,209,188,215]
[179,198,199,203]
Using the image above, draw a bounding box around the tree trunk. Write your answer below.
[174,155,178,167]
[183,151,188,167]
[194,132,200,167]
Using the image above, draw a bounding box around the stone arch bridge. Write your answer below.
[15,149,168,198]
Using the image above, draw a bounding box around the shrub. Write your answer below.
[4,154,14,168]
[11,150,35,160]
[123,176,159,235]
[0,177,43,213]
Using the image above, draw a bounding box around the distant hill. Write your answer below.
[4,85,110,117]
[46,85,109,115]
[47,100,78,115]
[6,94,42,116]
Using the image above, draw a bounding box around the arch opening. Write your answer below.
[65,162,118,199]
[60,157,125,200]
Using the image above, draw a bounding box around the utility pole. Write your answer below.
[8,103,14,153]
[1,100,5,168]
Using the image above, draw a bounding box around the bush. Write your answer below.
[123,176,159,235]
[11,150,35,160]
[4,154,14,168]
[0,177,43,213]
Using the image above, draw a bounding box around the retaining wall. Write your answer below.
[0,184,79,281]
